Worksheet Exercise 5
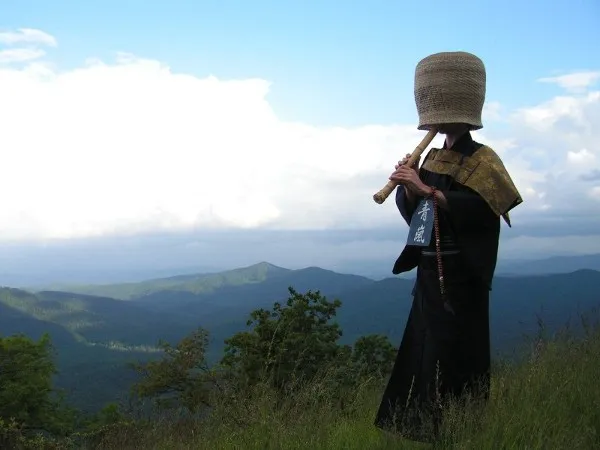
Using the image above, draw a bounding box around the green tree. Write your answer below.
[220,287,346,390]
[131,327,214,412]
[351,334,396,379]
[0,333,76,438]
[129,287,398,415]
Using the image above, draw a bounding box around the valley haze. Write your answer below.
[2,230,600,287]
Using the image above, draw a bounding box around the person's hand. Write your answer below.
[389,165,431,197]
[395,153,421,172]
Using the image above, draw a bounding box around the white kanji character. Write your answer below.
[417,201,431,221]
[413,224,426,244]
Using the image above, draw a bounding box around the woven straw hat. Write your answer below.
[414,51,486,130]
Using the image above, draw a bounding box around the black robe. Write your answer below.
[374,132,500,441]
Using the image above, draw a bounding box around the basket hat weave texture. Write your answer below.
[414,51,486,130]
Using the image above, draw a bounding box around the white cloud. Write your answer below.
[512,92,598,135]
[0,48,46,63]
[538,71,600,93]
[0,28,57,47]
[590,186,600,201]
[0,29,598,243]
[0,50,430,240]
[506,87,600,218]
[567,148,596,166]
[0,29,56,65]
[482,101,503,122]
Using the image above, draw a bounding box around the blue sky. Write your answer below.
[0,0,599,279]
[2,0,599,126]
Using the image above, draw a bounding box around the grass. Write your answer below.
[72,319,600,450]
[6,318,599,450]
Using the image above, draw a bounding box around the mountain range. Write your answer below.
[1,260,599,412]
[334,253,600,280]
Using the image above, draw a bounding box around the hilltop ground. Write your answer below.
[4,309,598,450]
[83,320,600,449]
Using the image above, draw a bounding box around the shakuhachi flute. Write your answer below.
[372,127,438,204]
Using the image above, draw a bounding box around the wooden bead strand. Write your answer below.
[428,187,454,314]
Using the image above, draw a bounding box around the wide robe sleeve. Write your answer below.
[395,185,419,225]
[391,185,422,276]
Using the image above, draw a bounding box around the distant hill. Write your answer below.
[45,265,600,357]
[45,261,291,300]
[205,268,600,361]
[0,288,185,347]
[332,253,600,280]
[29,254,600,291]
[495,254,600,276]
[0,288,158,413]
[2,263,599,412]
[137,265,372,311]
[0,294,79,348]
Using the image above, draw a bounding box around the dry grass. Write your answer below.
[77,321,600,450]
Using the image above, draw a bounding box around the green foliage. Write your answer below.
[86,403,126,431]
[220,287,348,390]
[351,334,396,379]
[0,333,79,449]
[0,287,185,412]
[3,276,600,448]
[130,328,215,412]
[63,317,600,449]
[0,333,55,426]
[128,288,396,418]
[0,333,76,434]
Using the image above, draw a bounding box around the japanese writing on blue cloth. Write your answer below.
[406,198,434,246]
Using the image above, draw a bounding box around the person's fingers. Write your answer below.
[398,153,412,165]
[391,161,420,181]
[390,172,409,182]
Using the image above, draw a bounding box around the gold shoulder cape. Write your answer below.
[421,146,523,226]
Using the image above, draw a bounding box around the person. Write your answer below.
[373,51,523,442]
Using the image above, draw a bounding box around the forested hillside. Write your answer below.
[1,263,599,413]
[1,283,599,449]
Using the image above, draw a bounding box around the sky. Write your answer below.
[0,0,599,282]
